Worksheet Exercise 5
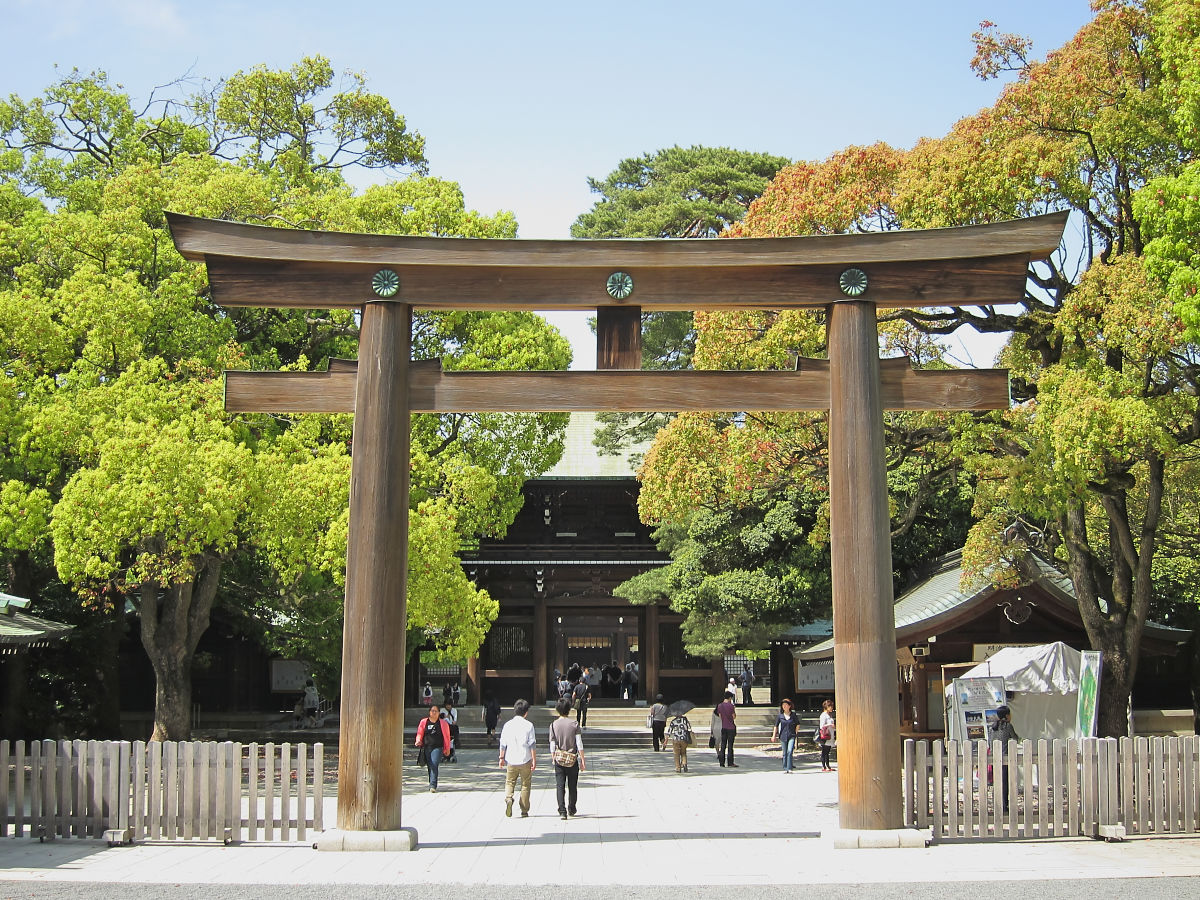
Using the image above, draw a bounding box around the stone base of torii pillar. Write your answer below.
[825,828,932,849]
[316,827,419,852]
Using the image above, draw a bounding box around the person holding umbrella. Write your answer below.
[665,700,695,773]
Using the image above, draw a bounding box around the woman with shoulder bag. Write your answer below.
[549,697,586,820]
[415,703,452,792]
[818,699,836,771]
[442,698,460,762]
[772,698,799,774]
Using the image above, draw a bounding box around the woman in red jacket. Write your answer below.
[415,703,452,792]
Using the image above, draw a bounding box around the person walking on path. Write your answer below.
[649,694,669,751]
[442,698,459,762]
[572,678,591,728]
[740,664,754,706]
[549,698,586,820]
[666,712,693,773]
[415,703,452,793]
[716,691,737,767]
[498,699,537,817]
[818,699,836,771]
[772,698,800,773]
[302,678,320,727]
[482,693,501,747]
[992,704,1019,813]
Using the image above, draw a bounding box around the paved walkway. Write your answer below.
[2,743,1200,886]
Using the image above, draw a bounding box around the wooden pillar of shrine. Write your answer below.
[913,664,930,733]
[827,300,903,832]
[465,656,481,706]
[532,596,548,704]
[644,602,660,701]
[711,658,727,701]
[597,306,641,369]
[337,301,412,833]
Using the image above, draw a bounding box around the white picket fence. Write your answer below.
[1,740,324,843]
[904,736,1200,840]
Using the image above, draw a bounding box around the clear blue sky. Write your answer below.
[4,0,1096,365]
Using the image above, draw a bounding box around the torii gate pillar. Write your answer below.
[337,301,412,837]
[828,301,903,831]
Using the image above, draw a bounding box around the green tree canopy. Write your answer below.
[0,59,569,739]
[572,145,790,460]
[641,1,1200,735]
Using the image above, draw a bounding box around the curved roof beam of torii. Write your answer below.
[167,211,1069,312]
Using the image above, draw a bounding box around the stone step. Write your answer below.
[402,705,803,729]
[194,711,819,749]
[191,705,820,745]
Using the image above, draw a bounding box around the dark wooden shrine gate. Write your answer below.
[169,211,1066,845]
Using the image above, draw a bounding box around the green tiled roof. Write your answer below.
[773,619,833,644]
[538,412,649,479]
[795,548,1188,659]
[0,591,73,650]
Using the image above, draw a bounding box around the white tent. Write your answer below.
[945,642,1084,742]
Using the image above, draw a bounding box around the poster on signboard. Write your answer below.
[950,676,1007,743]
[793,660,835,692]
[270,659,311,694]
[1076,650,1102,737]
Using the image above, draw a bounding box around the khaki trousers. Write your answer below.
[504,760,533,813]
[672,740,688,770]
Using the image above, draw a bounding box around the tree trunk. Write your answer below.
[138,556,223,742]
[1095,632,1135,738]
[1061,456,1163,738]
[148,652,193,742]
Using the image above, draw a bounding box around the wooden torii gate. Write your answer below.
[169,210,1066,848]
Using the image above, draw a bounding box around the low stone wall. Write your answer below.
[1134,708,1196,736]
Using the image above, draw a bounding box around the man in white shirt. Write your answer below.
[498,698,537,818]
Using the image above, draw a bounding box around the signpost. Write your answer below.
[1077,650,1103,738]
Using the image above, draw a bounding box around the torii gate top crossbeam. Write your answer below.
[167,211,1067,311]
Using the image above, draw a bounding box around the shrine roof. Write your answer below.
[795,549,1190,661]
[772,619,833,646]
[536,413,647,480]
[0,592,73,651]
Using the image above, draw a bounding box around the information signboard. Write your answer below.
[270,659,311,694]
[1076,650,1102,737]
[950,676,1007,742]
